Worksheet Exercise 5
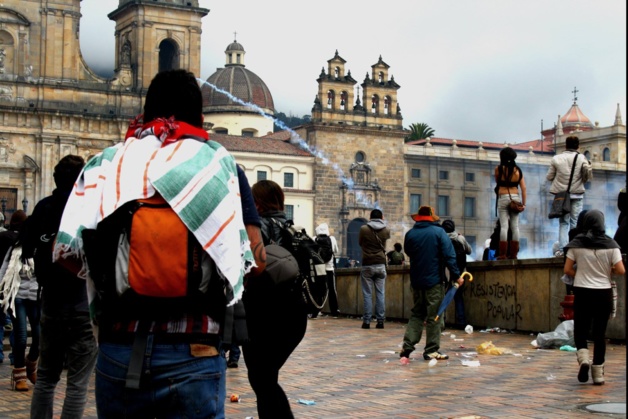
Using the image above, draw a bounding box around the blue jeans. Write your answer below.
[10,298,41,368]
[31,312,98,419]
[96,340,226,419]
[559,198,584,249]
[360,264,387,323]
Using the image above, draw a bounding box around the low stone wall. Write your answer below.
[332,257,626,340]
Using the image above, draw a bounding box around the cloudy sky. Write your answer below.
[79,0,626,143]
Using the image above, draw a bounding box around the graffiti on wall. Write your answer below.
[468,281,523,321]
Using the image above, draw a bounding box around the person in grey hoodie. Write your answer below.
[358,209,390,329]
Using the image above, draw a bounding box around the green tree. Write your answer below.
[405,123,435,142]
[273,112,311,131]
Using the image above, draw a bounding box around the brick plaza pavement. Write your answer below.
[1,316,625,418]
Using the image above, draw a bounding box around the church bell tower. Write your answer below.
[107,0,209,91]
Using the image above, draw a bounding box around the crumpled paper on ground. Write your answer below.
[476,341,511,355]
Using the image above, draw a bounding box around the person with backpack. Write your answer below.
[314,222,340,318]
[19,155,98,417]
[246,179,307,418]
[0,210,39,392]
[441,219,472,326]
[52,70,255,418]
[358,209,391,329]
[387,243,405,266]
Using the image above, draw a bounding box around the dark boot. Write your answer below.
[496,241,508,260]
[509,241,520,260]
[25,356,38,384]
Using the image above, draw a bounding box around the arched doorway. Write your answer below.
[347,218,367,265]
[158,39,180,72]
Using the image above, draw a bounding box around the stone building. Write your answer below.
[0,1,624,263]
[295,52,626,261]
[0,0,208,219]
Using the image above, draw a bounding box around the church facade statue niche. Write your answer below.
[338,151,382,261]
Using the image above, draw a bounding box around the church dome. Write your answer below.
[201,39,274,115]
[560,102,593,129]
[225,40,244,52]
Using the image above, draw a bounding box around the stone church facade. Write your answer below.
[0,0,207,217]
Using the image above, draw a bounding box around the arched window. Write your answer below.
[371,95,379,114]
[603,147,611,161]
[384,96,390,115]
[158,39,180,72]
[327,90,335,109]
[378,71,383,83]
[334,66,340,78]
[340,91,347,110]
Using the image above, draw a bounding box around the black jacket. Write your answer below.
[22,189,88,314]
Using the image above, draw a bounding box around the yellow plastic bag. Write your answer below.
[476,341,510,355]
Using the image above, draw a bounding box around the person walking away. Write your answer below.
[315,222,340,318]
[547,136,592,255]
[387,243,405,266]
[400,206,464,361]
[441,219,472,326]
[563,209,625,385]
[358,209,391,329]
[21,155,98,417]
[245,179,307,418]
[52,70,254,418]
[0,211,39,391]
[494,147,527,259]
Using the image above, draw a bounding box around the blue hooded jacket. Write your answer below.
[404,221,461,290]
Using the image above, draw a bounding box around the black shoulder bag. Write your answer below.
[548,153,579,219]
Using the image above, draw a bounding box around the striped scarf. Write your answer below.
[54,119,253,307]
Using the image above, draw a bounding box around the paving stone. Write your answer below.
[0,317,625,418]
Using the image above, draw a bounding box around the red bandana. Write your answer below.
[125,115,209,146]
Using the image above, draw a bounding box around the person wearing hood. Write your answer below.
[358,209,390,329]
[441,219,472,326]
[314,223,340,318]
[400,206,464,361]
[563,210,625,385]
